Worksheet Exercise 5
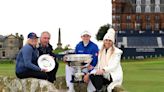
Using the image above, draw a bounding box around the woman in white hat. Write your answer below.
[88,28,123,92]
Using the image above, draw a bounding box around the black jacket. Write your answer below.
[37,43,56,57]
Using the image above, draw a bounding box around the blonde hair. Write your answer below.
[99,41,115,59]
[25,38,39,47]
[26,38,31,45]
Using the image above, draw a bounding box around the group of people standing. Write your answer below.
[15,28,123,92]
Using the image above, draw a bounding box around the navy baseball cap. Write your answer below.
[27,32,39,39]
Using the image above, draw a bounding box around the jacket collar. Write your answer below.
[81,40,91,47]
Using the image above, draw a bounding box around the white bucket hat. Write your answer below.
[103,28,115,43]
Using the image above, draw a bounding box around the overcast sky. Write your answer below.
[0,0,112,49]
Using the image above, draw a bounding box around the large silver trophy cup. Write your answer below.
[64,54,92,82]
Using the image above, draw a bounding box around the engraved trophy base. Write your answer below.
[71,73,84,83]
[64,54,92,83]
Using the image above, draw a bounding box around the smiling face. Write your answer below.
[103,39,113,49]
[40,32,51,47]
[81,34,91,44]
[28,38,38,47]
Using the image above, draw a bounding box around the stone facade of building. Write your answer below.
[0,33,23,59]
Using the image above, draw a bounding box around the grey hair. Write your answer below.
[40,31,51,38]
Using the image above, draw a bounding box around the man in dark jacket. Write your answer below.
[37,31,59,83]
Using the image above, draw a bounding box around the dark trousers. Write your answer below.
[16,61,59,83]
[46,61,59,82]
[90,74,113,91]
[16,70,48,81]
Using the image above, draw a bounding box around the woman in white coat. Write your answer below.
[89,28,123,92]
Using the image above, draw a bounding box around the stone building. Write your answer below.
[0,33,23,59]
[112,0,164,31]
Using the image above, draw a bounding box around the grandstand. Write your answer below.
[116,31,164,59]
[112,0,164,59]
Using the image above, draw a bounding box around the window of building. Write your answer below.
[136,5,141,13]
[155,0,160,5]
[136,15,141,22]
[112,8,116,13]
[10,40,13,44]
[145,5,151,12]
[155,15,160,22]
[127,16,131,20]
[136,23,141,30]
[146,0,151,5]
[116,7,121,13]
[126,23,131,30]
[136,0,141,5]
[155,5,160,12]
[146,15,150,22]
[126,16,131,22]
[113,23,116,29]
[2,51,5,57]
[141,0,145,4]
[116,23,121,31]
[155,15,160,20]
[116,15,121,22]
[112,16,115,21]
[155,23,159,30]
[10,47,13,50]
[0,44,2,48]
[146,23,151,31]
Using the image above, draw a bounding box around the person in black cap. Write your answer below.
[15,32,51,82]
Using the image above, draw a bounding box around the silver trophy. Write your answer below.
[64,54,92,82]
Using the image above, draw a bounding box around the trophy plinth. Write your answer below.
[64,54,92,82]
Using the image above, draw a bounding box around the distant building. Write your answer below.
[112,0,164,31]
[0,33,23,59]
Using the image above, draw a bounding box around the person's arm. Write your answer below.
[75,44,78,54]
[103,53,122,73]
[90,45,99,67]
[22,46,41,71]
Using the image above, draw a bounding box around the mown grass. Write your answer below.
[0,61,66,77]
[122,57,164,92]
[0,57,164,92]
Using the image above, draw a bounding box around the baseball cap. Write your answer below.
[27,32,39,39]
[81,31,91,36]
